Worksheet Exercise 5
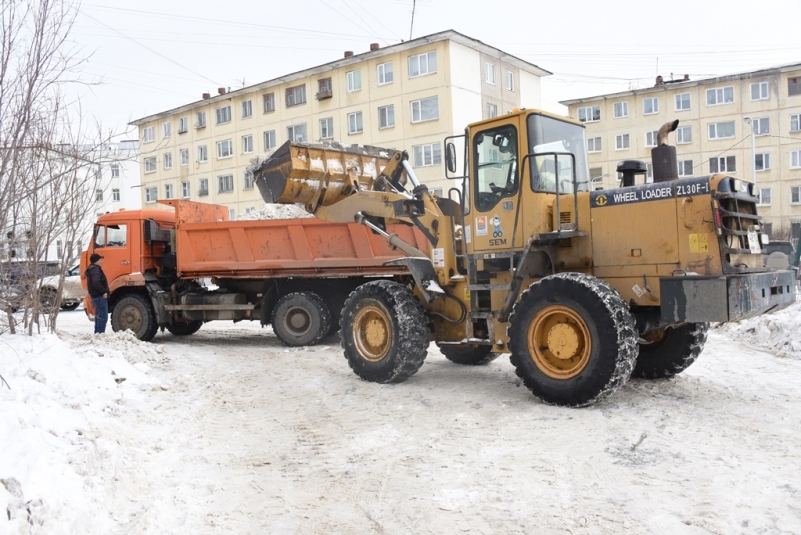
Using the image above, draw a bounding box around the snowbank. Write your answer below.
[715,298,801,359]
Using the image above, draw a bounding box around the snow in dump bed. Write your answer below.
[714,298,801,359]
[236,203,313,220]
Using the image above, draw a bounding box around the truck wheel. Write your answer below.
[271,292,331,346]
[340,280,429,383]
[60,302,80,311]
[111,294,158,341]
[633,323,709,379]
[437,344,498,365]
[508,273,638,407]
[166,321,203,336]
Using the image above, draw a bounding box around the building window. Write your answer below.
[587,136,602,153]
[287,123,307,142]
[317,78,332,99]
[758,187,771,206]
[182,181,190,198]
[645,131,658,148]
[412,142,441,167]
[710,156,736,173]
[751,81,769,101]
[163,152,172,169]
[145,187,157,203]
[791,150,801,168]
[228,208,235,220]
[263,93,275,112]
[791,186,801,204]
[377,62,393,85]
[242,135,253,154]
[411,96,439,123]
[264,130,276,150]
[676,126,692,144]
[144,157,156,173]
[646,163,653,181]
[199,178,209,196]
[197,145,208,163]
[486,62,495,84]
[506,70,514,91]
[180,148,189,166]
[755,153,770,171]
[163,121,171,138]
[241,99,252,118]
[678,160,693,176]
[753,117,770,136]
[706,86,734,105]
[165,183,174,199]
[643,97,659,115]
[217,139,233,159]
[346,70,361,92]
[708,121,735,140]
[196,111,206,128]
[789,77,800,96]
[615,134,630,150]
[178,116,188,133]
[111,163,120,178]
[487,103,498,118]
[95,189,103,201]
[112,188,120,202]
[348,112,363,135]
[408,50,436,78]
[791,114,801,132]
[244,171,254,190]
[578,106,600,123]
[378,105,394,129]
[218,174,234,193]
[216,105,231,125]
[675,93,691,111]
[320,117,333,139]
[142,126,155,143]
[613,102,628,118]
[286,85,306,107]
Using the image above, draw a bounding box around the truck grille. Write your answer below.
[714,192,762,271]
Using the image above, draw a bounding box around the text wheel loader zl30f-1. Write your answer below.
[249,109,796,407]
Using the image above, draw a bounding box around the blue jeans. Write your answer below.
[92,296,108,334]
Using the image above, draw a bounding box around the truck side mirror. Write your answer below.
[446,142,457,174]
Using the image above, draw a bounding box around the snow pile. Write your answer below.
[0,331,163,533]
[715,298,801,359]
[236,203,313,220]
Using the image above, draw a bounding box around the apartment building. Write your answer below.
[561,64,801,236]
[130,30,549,218]
[94,140,141,215]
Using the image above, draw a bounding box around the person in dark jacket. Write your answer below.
[85,253,110,334]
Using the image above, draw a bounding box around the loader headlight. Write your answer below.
[762,234,770,245]
[732,178,743,192]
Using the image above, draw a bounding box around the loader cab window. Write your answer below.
[473,125,519,212]
[93,224,128,248]
[527,114,590,194]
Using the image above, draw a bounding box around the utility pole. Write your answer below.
[744,116,757,195]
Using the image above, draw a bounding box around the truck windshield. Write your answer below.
[527,114,590,194]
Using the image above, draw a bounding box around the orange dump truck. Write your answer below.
[80,199,426,344]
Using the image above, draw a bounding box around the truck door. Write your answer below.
[90,222,134,288]
[468,119,524,253]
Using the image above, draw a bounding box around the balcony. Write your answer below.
[316,89,332,100]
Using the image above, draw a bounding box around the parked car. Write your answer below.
[38,265,86,311]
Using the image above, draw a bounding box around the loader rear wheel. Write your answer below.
[633,322,709,379]
[166,320,203,336]
[437,344,498,365]
[111,294,158,341]
[341,280,429,383]
[508,273,638,407]
[272,292,331,346]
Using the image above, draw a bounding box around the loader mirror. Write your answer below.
[446,142,457,173]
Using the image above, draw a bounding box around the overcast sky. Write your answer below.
[67,0,801,140]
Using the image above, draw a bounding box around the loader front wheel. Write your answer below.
[341,280,429,383]
[633,323,709,379]
[111,293,158,341]
[437,344,498,365]
[272,292,331,347]
[508,273,638,407]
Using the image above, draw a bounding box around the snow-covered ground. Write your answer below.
[2,301,801,534]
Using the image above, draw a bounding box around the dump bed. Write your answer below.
[165,201,427,279]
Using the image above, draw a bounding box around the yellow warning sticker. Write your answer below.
[689,233,709,253]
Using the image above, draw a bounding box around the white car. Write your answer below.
[39,265,86,311]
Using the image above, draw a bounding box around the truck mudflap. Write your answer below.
[660,270,797,324]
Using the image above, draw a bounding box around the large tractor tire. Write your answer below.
[111,294,158,341]
[633,322,709,379]
[271,292,331,346]
[437,344,498,365]
[508,272,638,407]
[340,280,429,383]
[166,320,203,336]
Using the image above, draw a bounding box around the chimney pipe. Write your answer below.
[202,93,211,99]
[344,51,354,58]
[218,87,226,95]
[370,43,379,51]
[655,75,664,87]
[683,74,690,81]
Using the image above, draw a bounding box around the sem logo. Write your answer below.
[596,194,608,206]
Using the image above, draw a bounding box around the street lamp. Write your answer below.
[743,116,757,191]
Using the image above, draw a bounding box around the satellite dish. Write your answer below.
[766,251,790,270]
